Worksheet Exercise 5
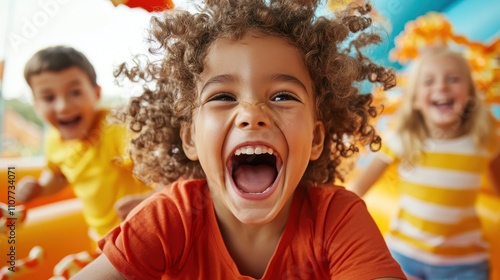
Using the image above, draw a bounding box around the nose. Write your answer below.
[55,96,71,113]
[235,102,271,129]
[436,78,449,91]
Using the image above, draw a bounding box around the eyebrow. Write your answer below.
[67,79,83,87]
[201,73,308,93]
[200,74,237,94]
[269,73,308,92]
[37,89,54,95]
[37,79,83,95]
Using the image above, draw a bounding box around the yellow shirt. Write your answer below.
[45,109,150,238]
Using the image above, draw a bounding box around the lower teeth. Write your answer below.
[243,185,271,194]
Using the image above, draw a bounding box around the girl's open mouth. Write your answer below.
[431,99,455,113]
[227,145,282,199]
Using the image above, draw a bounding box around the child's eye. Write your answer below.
[207,93,236,102]
[447,76,460,83]
[423,79,433,87]
[272,92,298,101]
[41,95,55,102]
[70,89,81,96]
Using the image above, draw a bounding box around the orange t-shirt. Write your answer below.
[100,179,405,279]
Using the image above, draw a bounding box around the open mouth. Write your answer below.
[431,99,454,111]
[228,145,281,196]
[58,115,82,128]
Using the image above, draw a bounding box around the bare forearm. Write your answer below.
[38,168,68,195]
[488,154,500,195]
[348,156,389,197]
[71,254,125,280]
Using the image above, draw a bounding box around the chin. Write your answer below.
[234,209,277,225]
[61,133,84,140]
[226,193,281,223]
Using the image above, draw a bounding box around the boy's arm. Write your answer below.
[71,254,125,280]
[347,156,389,197]
[114,191,154,220]
[17,168,68,203]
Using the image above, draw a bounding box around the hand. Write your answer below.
[114,193,149,220]
[17,176,43,203]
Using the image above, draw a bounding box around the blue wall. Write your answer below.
[369,0,500,69]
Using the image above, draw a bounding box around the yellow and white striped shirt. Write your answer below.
[379,132,493,265]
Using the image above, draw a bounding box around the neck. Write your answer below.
[214,198,293,278]
[215,198,292,243]
[427,123,466,140]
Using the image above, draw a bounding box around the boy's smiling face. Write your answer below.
[30,66,101,140]
[182,33,325,225]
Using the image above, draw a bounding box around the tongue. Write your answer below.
[233,164,277,193]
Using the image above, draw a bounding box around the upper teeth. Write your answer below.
[433,99,452,105]
[235,146,274,156]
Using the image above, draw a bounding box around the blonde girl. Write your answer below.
[350,47,500,279]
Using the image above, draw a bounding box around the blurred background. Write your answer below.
[0,1,499,279]
[0,0,499,158]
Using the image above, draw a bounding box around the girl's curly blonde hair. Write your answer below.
[116,0,395,186]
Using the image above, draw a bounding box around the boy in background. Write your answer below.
[17,45,153,276]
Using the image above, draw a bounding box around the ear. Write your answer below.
[180,124,199,161]
[94,85,102,101]
[310,121,325,161]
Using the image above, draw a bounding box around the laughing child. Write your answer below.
[18,46,153,247]
[74,0,406,279]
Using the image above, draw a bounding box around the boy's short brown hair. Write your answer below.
[24,46,97,87]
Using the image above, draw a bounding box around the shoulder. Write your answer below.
[44,127,61,148]
[128,179,209,219]
[299,185,405,279]
[301,184,366,220]
[99,180,210,276]
[115,179,209,250]
[95,109,127,135]
[381,131,403,154]
[161,178,210,205]
[92,109,130,154]
[305,184,359,202]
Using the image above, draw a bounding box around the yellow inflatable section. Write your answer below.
[362,165,500,280]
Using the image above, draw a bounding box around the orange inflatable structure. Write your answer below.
[0,158,91,280]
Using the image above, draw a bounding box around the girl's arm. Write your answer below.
[71,254,125,280]
[488,150,500,195]
[347,156,390,197]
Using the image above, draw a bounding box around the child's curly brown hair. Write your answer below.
[116,0,395,186]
